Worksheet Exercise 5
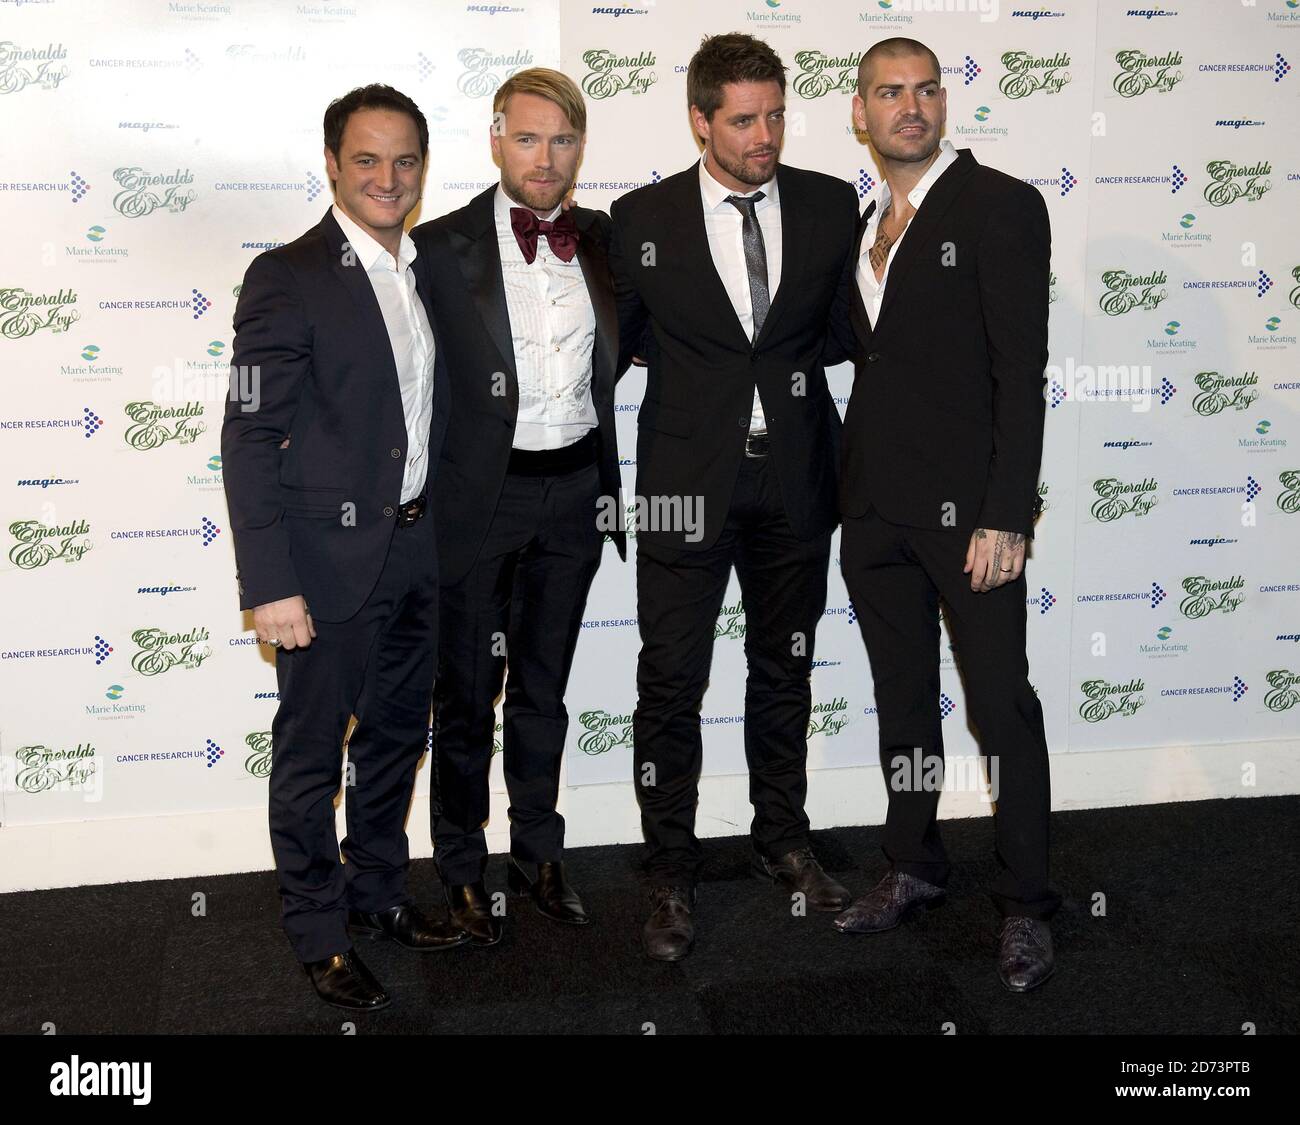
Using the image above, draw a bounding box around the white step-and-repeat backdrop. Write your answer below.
[2,1,1297,835]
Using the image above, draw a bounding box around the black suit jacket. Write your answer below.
[610,162,858,552]
[831,148,1050,538]
[221,208,452,622]
[409,188,625,587]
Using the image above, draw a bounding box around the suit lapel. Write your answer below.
[874,150,978,331]
[323,209,401,392]
[448,187,518,385]
[753,164,805,349]
[574,208,617,395]
[851,198,876,344]
[669,168,753,353]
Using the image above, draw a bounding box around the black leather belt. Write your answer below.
[744,431,770,458]
[395,494,426,527]
[507,430,598,477]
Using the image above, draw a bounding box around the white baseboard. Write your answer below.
[1,739,1295,893]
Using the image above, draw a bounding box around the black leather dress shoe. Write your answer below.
[997,916,1055,992]
[507,857,590,925]
[348,902,469,952]
[444,880,503,946]
[834,869,946,934]
[754,847,851,912]
[302,949,391,1011]
[643,885,695,962]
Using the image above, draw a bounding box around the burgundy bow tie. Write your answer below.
[510,206,578,264]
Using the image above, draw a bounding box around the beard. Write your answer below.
[501,167,573,214]
[872,119,941,163]
[709,144,779,188]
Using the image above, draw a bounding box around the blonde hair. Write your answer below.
[493,67,587,134]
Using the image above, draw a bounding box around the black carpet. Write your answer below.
[2,796,1296,1035]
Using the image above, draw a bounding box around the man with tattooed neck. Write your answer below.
[826,38,1059,991]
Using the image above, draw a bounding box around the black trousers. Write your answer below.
[840,508,1060,920]
[431,462,604,886]
[269,512,436,963]
[633,454,831,886]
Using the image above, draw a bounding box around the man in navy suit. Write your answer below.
[222,85,468,1012]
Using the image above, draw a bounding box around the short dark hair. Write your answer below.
[687,33,787,123]
[323,84,429,160]
[857,38,942,94]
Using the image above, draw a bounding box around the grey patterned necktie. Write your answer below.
[726,191,769,341]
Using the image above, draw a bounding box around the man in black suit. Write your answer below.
[410,69,623,942]
[610,34,857,962]
[828,39,1059,991]
[222,85,468,1011]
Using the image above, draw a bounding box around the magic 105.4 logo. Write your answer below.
[0,287,79,338]
[1078,678,1145,722]
[579,49,656,98]
[8,517,92,569]
[576,709,633,755]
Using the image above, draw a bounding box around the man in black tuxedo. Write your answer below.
[410,69,623,942]
[828,39,1059,991]
[610,34,857,962]
[222,85,468,1012]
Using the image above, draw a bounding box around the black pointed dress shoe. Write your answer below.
[997,916,1055,992]
[444,880,503,946]
[348,902,470,951]
[302,949,391,1011]
[643,885,695,962]
[834,869,946,934]
[507,857,590,925]
[754,847,851,912]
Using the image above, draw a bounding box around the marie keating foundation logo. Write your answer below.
[0,41,69,93]
[129,626,211,675]
[1091,476,1158,521]
[1278,469,1300,514]
[1113,49,1182,96]
[0,287,79,339]
[576,709,633,755]
[455,47,534,97]
[580,49,657,98]
[12,743,96,794]
[1078,678,1145,722]
[1179,574,1245,619]
[1203,159,1271,206]
[806,696,849,738]
[1264,669,1300,712]
[792,50,863,98]
[1192,371,1259,416]
[124,401,207,450]
[715,599,746,640]
[112,166,197,217]
[244,731,272,777]
[998,50,1071,98]
[1099,269,1168,315]
[8,518,92,569]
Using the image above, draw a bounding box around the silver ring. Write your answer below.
[1000,567,1014,573]
[267,637,281,648]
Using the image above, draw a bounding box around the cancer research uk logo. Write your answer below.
[1091,476,1158,521]
[1099,269,1167,315]
[112,166,197,217]
[1179,574,1245,619]
[0,287,79,338]
[8,517,92,569]
[455,47,534,98]
[0,41,70,93]
[1203,159,1271,206]
[12,743,97,794]
[123,401,207,450]
[1078,678,1145,722]
[1113,49,1183,96]
[576,709,633,755]
[998,50,1071,98]
[130,626,211,675]
[580,49,656,98]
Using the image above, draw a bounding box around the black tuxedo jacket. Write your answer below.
[610,162,859,552]
[409,188,625,587]
[221,208,452,622]
[831,148,1050,538]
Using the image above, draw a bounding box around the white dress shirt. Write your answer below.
[331,204,434,504]
[856,139,959,329]
[698,154,781,434]
[494,185,598,452]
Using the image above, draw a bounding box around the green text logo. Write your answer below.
[1078,679,1145,722]
[1192,371,1259,416]
[1099,269,1168,315]
[130,626,211,675]
[1264,669,1300,712]
[1179,575,1245,619]
[8,518,92,568]
[1203,159,1272,207]
[999,50,1071,98]
[1091,477,1158,522]
[124,401,207,450]
[580,49,657,98]
[792,50,863,98]
[244,731,272,777]
[0,286,79,339]
[577,710,634,755]
[1113,49,1183,97]
[14,743,96,793]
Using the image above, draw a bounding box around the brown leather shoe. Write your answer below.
[834,870,946,934]
[754,847,851,911]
